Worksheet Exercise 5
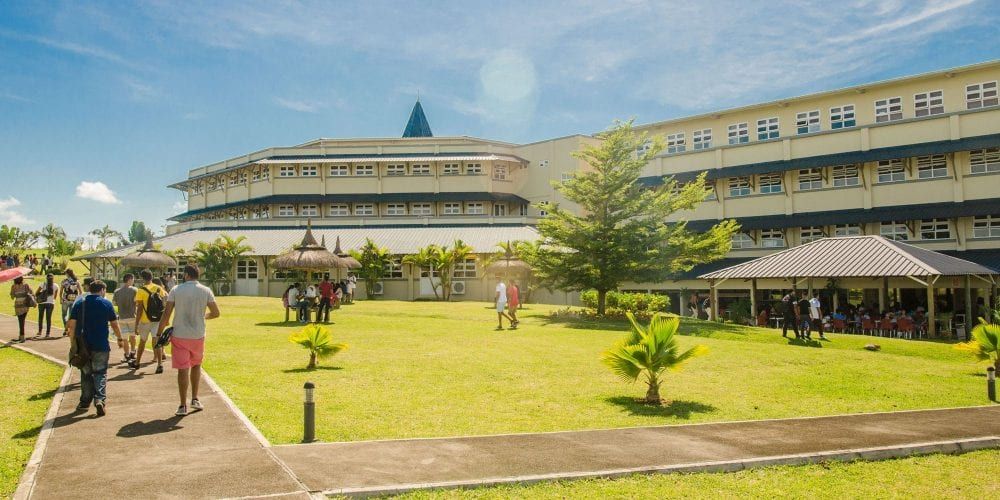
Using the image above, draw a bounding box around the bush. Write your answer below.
[580,290,671,320]
[102,279,118,292]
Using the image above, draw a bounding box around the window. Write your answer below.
[355,165,374,176]
[880,221,908,241]
[666,133,686,153]
[300,165,318,177]
[411,164,431,176]
[834,224,862,236]
[519,204,528,216]
[560,172,573,183]
[191,183,203,195]
[493,204,507,216]
[704,180,717,200]
[832,165,860,187]
[329,165,349,176]
[385,203,407,216]
[761,229,785,248]
[442,163,460,175]
[919,218,950,240]
[236,259,258,280]
[466,163,483,175]
[386,164,406,176]
[229,173,246,186]
[915,154,947,179]
[635,140,652,157]
[731,232,754,249]
[278,205,296,217]
[830,104,855,129]
[875,97,902,122]
[207,178,222,191]
[252,207,270,219]
[328,204,350,217]
[354,203,374,216]
[970,148,1000,174]
[492,164,508,180]
[251,169,263,182]
[728,122,749,144]
[798,168,823,190]
[756,117,779,140]
[728,176,751,197]
[410,203,432,216]
[383,257,403,279]
[538,209,548,217]
[466,202,484,215]
[453,258,477,278]
[693,129,712,150]
[876,159,905,183]
[300,204,318,217]
[973,216,1000,238]
[758,173,782,194]
[279,166,297,177]
[796,110,820,134]
[442,202,462,215]
[914,90,944,117]
[800,226,824,244]
[966,81,998,109]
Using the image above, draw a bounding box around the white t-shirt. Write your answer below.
[305,285,317,298]
[166,280,216,340]
[809,297,821,320]
[495,282,507,303]
[287,287,299,306]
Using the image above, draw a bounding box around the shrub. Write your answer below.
[580,290,671,320]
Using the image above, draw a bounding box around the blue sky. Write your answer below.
[0,0,997,242]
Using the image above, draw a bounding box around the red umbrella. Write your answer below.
[0,267,32,283]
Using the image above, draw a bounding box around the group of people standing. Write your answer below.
[494,277,521,330]
[283,276,355,323]
[777,291,827,341]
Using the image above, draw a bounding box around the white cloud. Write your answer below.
[0,91,31,103]
[0,197,35,225]
[75,181,122,204]
[275,97,326,113]
[122,76,160,101]
[0,27,142,70]
[172,200,187,212]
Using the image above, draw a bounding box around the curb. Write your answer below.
[12,366,74,500]
[321,436,1000,498]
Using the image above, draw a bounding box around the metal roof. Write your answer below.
[402,100,433,138]
[699,235,997,280]
[76,225,541,260]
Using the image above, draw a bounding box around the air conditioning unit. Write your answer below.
[216,281,232,296]
[371,281,385,296]
[450,281,466,295]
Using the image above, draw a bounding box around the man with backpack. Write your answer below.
[67,280,124,416]
[60,269,81,337]
[130,270,167,373]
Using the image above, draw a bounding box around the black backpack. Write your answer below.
[143,286,165,322]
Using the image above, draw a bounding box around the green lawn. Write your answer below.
[376,449,1000,499]
[0,347,64,498]
[197,297,990,444]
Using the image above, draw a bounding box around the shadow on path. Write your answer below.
[605,397,717,419]
[117,416,185,438]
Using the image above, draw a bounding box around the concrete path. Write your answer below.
[4,316,309,500]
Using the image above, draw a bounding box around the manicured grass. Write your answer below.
[0,347,63,498]
[200,297,990,444]
[376,449,1000,499]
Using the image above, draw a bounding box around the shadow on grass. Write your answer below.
[256,321,305,327]
[536,315,629,332]
[282,366,343,373]
[605,396,717,419]
[28,388,58,401]
[787,338,823,348]
[117,415,185,438]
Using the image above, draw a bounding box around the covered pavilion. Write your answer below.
[699,235,999,337]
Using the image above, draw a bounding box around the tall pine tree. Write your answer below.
[525,120,738,315]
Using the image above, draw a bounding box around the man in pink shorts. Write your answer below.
[156,265,220,416]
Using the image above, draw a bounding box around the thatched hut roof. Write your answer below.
[333,236,361,269]
[272,224,346,270]
[121,240,178,269]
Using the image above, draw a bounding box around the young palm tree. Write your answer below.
[289,324,348,370]
[403,245,440,299]
[602,312,708,405]
[350,238,393,299]
[434,239,472,301]
[956,318,1000,371]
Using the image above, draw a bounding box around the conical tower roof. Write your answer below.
[402,99,433,138]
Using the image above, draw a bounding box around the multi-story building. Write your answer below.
[82,60,1000,307]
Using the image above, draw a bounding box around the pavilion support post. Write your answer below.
[832,286,840,312]
[964,275,973,341]
[879,277,887,313]
[807,278,813,298]
[927,280,937,338]
[750,279,758,323]
[709,280,718,322]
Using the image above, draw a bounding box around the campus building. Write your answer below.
[82,60,1000,308]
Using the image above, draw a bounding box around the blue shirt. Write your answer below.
[70,295,118,352]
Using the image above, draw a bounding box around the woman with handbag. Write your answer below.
[10,276,35,343]
[36,273,58,338]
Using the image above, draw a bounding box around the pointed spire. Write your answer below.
[333,236,344,255]
[402,99,433,138]
[299,219,320,248]
[320,234,327,248]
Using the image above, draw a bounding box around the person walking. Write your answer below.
[60,269,81,337]
[809,294,826,340]
[35,274,58,338]
[347,275,356,304]
[113,274,138,363]
[507,279,520,328]
[131,270,167,373]
[67,280,124,416]
[317,277,334,322]
[10,276,34,343]
[494,276,514,330]
[156,265,220,416]
[781,291,801,339]
[163,271,177,292]
[797,294,813,340]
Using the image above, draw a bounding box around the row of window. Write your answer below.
[210,257,481,281]
[184,202,529,221]
[730,216,1000,249]
[651,80,997,153]
[275,162,495,178]
[719,148,999,197]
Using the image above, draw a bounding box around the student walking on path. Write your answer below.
[9,276,34,343]
[113,273,138,363]
[156,265,220,416]
[35,273,59,338]
[494,276,514,330]
[60,269,81,336]
[67,280,124,416]
[131,270,167,372]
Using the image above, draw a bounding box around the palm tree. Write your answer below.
[89,225,125,251]
[350,238,393,299]
[192,234,253,292]
[403,245,440,299]
[956,318,1000,371]
[289,324,347,370]
[435,239,472,301]
[602,312,708,405]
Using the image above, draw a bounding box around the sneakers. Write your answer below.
[175,405,188,416]
[190,399,204,411]
[76,403,89,411]
[128,360,139,370]
[95,400,106,416]
[155,365,164,374]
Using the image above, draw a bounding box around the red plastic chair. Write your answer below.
[861,318,876,335]
[832,318,847,333]
[897,317,915,340]
[879,318,894,337]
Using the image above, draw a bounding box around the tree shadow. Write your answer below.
[536,315,630,332]
[117,416,185,438]
[14,409,97,438]
[28,388,58,401]
[787,338,823,348]
[282,366,343,373]
[255,321,305,327]
[605,396,717,419]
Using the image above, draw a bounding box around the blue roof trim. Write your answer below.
[686,198,1000,232]
[402,100,433,138]
[187,223,536,231]
[171,192,530,220]
[640,133,1000,185]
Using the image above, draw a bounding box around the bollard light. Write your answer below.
[303,381,316,443]
[988,367,996,403]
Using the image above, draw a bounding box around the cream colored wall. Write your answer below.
[513,135,598,216]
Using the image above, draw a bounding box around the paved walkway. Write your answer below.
[7,315,1000,498]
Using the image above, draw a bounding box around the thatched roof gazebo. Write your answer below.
[333,236,361,270]
[273,223,345,271]
[121,240,178,269]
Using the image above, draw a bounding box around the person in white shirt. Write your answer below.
[494,277,514,330]
[809,295,826,340]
